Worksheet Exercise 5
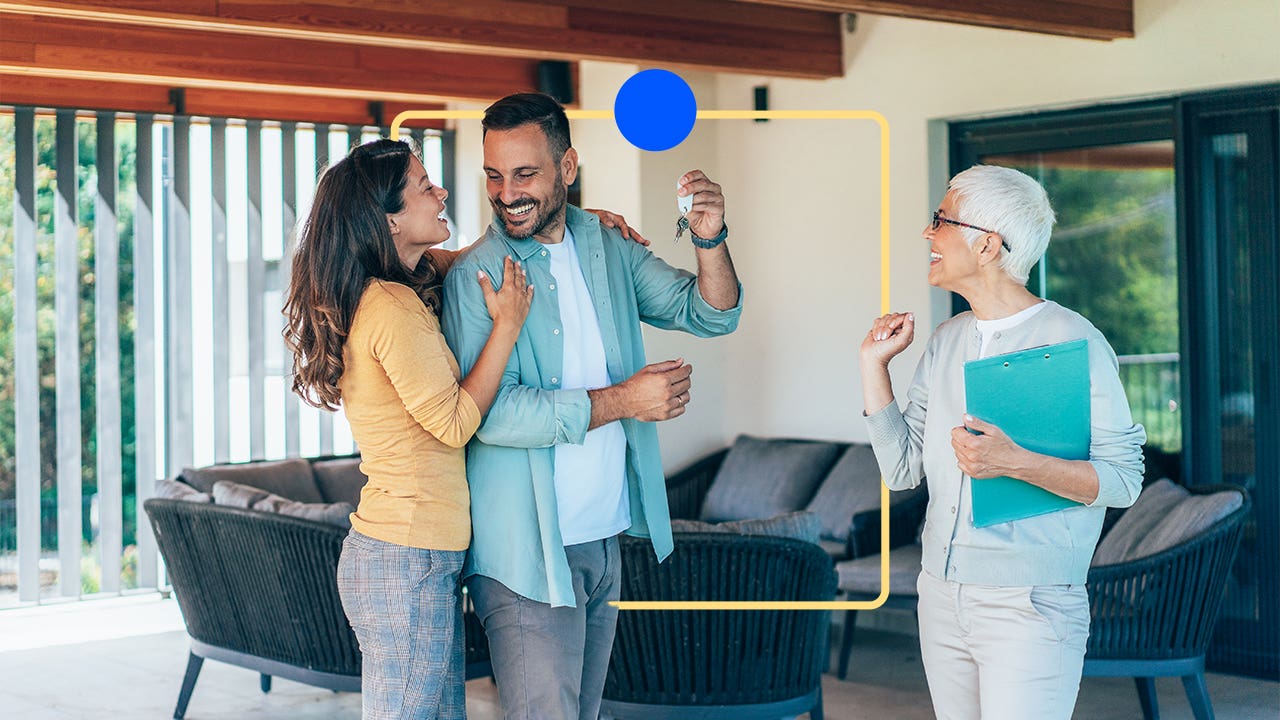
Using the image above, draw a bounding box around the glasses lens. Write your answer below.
[930,211,942,231]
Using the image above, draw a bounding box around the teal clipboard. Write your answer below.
[964,338,1090,528]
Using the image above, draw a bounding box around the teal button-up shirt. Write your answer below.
[441,206,743,607]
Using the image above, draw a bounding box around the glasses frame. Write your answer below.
[931,210,1011,253]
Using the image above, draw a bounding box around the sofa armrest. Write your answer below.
[846,487,928,559]
[664,448,730,520]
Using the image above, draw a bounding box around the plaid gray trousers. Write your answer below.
[338,529,467,720]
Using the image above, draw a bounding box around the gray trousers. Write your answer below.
[468,536,621,720]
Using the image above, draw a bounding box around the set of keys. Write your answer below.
[674,179,693,243]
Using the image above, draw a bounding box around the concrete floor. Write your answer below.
[0,596,1275,719]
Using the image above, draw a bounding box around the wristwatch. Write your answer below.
[690,222,728,249]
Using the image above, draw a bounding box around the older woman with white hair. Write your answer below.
[860,165,1146,720]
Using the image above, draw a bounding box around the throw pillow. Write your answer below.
[1131,491,1243,560]
[212,479,353,529]
[1092,479,1187,566]
[805,444,905,541]
[312,457,368,507]
[699,436,844,523]
[182,457,323,503]
[211,480,270,508]
[153,478,212,503]
[253,494,355,529]
[671,510,823,544]
[1093,479,1244,565]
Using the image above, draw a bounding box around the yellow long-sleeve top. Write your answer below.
[339,279,481,550]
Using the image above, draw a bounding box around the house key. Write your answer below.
[674,179,693,243]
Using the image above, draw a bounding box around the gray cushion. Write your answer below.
[254,494,354,529]
[804,444,925,542]
[153,478,211,503]
[671,511,823,545]
[312,458,368,507]
[818,539,848,559]
[1094,480,1244,565]
[699,436,844,522]
[212,480,353,529]
[183,458,322,503]
[1131,491,1242,561]
[211,480,270,508]
[836,543,922,596]
[1093,479,1192,566]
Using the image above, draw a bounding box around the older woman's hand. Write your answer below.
[861,312,915,367]
[950,415,1028,479]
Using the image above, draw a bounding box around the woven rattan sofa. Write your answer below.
[664,436,926,561]
[145,455,491,719]
[1083,481,1250,720]
[602,532,837,719]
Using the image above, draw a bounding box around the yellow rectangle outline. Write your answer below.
[393,109,893,610]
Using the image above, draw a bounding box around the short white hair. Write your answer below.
[948,165,1055,285]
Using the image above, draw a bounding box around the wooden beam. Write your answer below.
[730,0,1133,40]
[1,0,846,78]
[0,12,553,105]
[0,73,448,127]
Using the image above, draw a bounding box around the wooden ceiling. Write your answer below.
[0,0,1133,122]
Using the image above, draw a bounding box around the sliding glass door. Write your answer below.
[951,84,1280,679]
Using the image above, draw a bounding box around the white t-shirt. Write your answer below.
[975,301,1048,358]
[545,228,631,545]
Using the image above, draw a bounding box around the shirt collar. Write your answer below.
[486,205,599,261]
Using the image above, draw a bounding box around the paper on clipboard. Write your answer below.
[964,338,1090,528]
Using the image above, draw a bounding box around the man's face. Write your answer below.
[483,123,578,242]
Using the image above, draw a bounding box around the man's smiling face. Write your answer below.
[483,123,578,243]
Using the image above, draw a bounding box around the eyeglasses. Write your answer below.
[931,211,1011,252]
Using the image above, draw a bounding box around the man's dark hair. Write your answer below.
[482,92,572,160]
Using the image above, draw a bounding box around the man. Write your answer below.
[442,92,742,720]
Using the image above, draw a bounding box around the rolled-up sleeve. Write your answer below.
[442,254,591,449]
[1084,335,1146,508]
[626,241,742,337]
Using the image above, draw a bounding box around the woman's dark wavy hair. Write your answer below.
[283,138,443,410]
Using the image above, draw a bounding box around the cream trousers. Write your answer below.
[916,570,1090,720]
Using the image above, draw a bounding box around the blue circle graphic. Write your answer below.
[614,69,698,152]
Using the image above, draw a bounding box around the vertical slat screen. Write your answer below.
[165,118,193,477]
[281,122,301,458]
[246,121,266,460]
[2,109,445,605]
[94,113,123,594]
[133,114,158,589]
[54,109,82,598]
[313,123,334,456]
[210,118,231,464]
[13,107,40,602]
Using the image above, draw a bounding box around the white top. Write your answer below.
[975,301,1048,358]
[545,228,631,545]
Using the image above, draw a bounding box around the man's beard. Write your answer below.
[492,171,568,240]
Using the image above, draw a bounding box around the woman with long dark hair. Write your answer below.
[283,138,532,719]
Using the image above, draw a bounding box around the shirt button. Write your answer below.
[950,506,956,514]
[550,377,558,384]
[541,250,548,257]
[549,284,556,291]
[950,565,958,573]
[553,328,560,335]
[994,332,1002,338]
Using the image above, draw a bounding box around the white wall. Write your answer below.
[449,0,1279,471]
[707,0,1279,458]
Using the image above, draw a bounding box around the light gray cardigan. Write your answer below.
[865,301,1146,586]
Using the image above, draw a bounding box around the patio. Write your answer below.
[1,595,1274,719]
